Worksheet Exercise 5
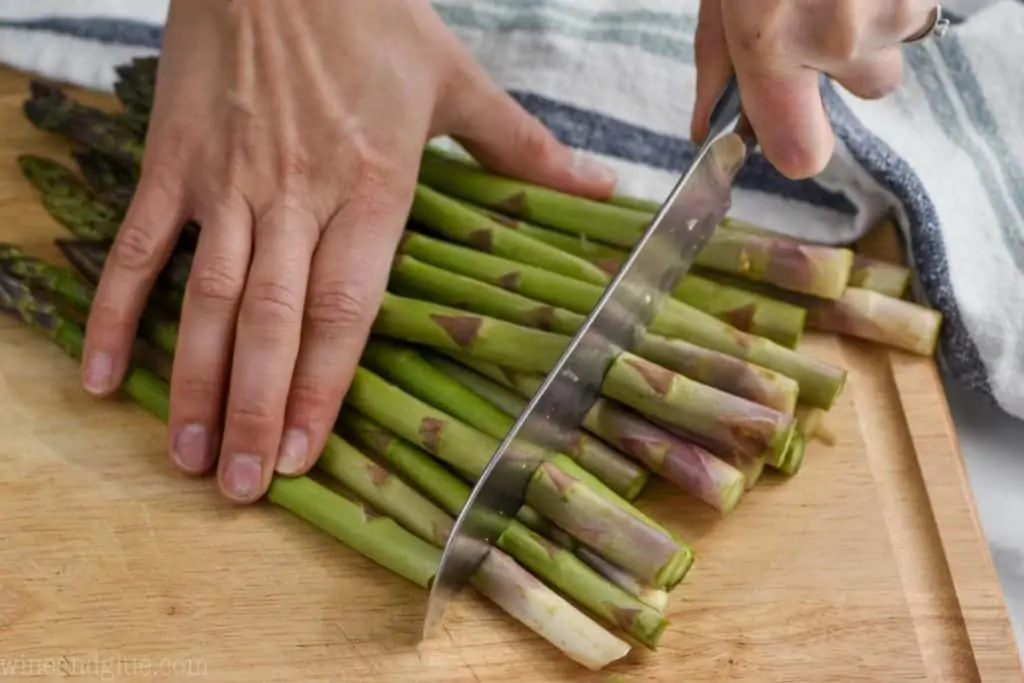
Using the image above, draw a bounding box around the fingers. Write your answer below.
[81,162,187,396]
[215,204,320,503]
[444,65,617,200]
[274,186,412,477]
[830,48,904,101]
[690,0,732,143]
[167,194,253,476]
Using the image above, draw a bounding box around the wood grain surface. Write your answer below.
[0,65,1020,683]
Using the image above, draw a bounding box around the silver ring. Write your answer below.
[903,5,950,44]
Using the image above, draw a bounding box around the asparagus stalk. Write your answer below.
[390,251,797,413]
[418,150,855,299]
[410,184,609,286]
[389,253,582,335]
[360,340,650,500]
[17,154,94,203]
[708,274,943,356]
[339,411,670,612]
[426,352,746,515]
[374,293,798,463]
[333,413,669,648]
[849,254,912,298]
[774,429,808,477]
[0,269,631,671]
[70,146,138,210]
[397,230,846,409]
[464,207,808,349]
[0,243,178,356]
[23,81,145,168]
[804,288,942,356]
[343,365,694,588]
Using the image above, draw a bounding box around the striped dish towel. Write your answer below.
[1,0,1022,423]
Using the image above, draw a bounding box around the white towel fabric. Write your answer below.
[1,0,1023,426]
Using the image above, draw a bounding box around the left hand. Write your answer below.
[691,0,940,179]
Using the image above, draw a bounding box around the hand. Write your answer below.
[691,0,939,178]
[80,0,616,503]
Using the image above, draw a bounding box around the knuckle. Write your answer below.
[510,117,559,167]
[110,219,164,273]
[288,374,342,418]
[227,400,276,428]
[188,255,246,307]
[241,280,303,327]
[732,9,784,60]
[823,1,865,61]
[348,143,403,195]
[305,281,375,339]
[173,373,223,406]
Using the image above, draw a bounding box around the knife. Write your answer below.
[421,77,749,638]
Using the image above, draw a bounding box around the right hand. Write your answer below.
[80,0,617,504]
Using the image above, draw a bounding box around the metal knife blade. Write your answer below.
[421,78,749,638]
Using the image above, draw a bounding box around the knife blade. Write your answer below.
[421,77,749,638]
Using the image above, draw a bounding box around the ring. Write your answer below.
[903,5,950,43]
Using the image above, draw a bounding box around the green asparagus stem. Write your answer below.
[389,254,582,335]
[359,340,650,500]
[410,184,609,285]
[427,352,746,515]
[339,412,669,611]
[373,291,569,373]
[0,269,631,670]
[17,154,94,202]
[267,476,443,588]
[418,149,651,248]
[55,239,108,285]
[315,436,455,547]
[465,209,808,349]
[632,335,799,415]
[418,151,854,299]
[390,249,798,413]
[71,146,138,210]
[397,230,846,408]
[849,254,912,298]
[334,412,669,649]
[343,366,693,588]
[372,293,797,464]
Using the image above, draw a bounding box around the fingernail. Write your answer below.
[82,351,114,394]
[571,151,617,185]
[172,423,211,473]
[276,428,309,475]
[223,453,263,501]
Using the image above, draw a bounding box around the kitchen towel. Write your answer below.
[1,0,1022,422]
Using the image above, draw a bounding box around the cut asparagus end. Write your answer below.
[470,548,632,671]
[849,254,912,298]
[774,429,808,477]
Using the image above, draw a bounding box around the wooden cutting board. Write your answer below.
[0,65,1020,683]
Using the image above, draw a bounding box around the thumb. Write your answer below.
[441,73,617,200]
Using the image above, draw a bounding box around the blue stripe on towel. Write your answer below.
[0,17,162,48]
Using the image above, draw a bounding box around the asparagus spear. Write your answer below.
[774,429,807,477]
[17,154,94,203]
[0,269,631,671]
[0,243,178,356]
[331,414,669,649]
[23,81,145,168]
[706,273,943,357]
[390,251,797,413]
[462,206,808,348]
[418,150,854,299]
[410,184,609,285]
[360,340,650,501]
[339,411,670,612]
[389,253,582,335]
[426,352,746,515]
[374,293,798,463]
[803,288,942,356]
[70,146,138,210]
[397,230,846,409]
[343,365,694,588]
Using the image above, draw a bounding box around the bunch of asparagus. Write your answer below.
[0,57,945,670]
